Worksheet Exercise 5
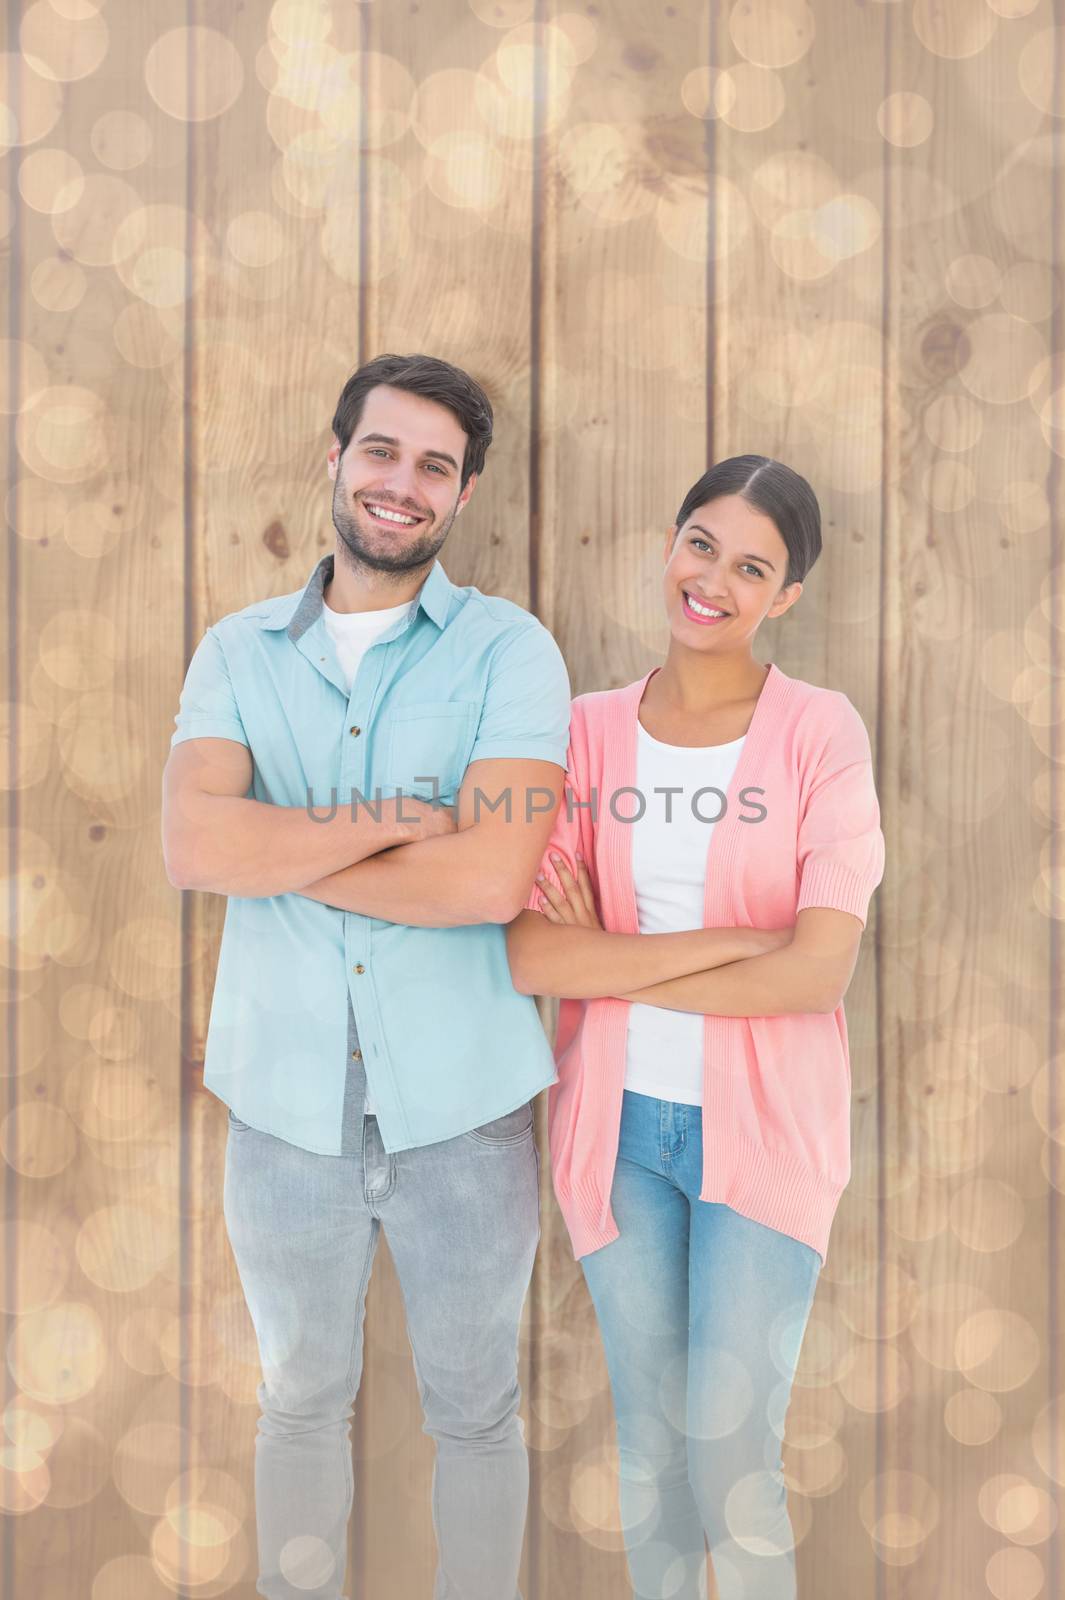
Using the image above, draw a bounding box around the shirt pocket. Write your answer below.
[382,701,479,802]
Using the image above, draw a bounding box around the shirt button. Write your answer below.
[351,1048,362,1060]
[349,725,361,736]
[353,963,365,974]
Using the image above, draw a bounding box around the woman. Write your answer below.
[505,456,886,1600]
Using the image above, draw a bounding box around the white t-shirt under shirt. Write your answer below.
[623,722,747,1107]
[321,593,416,1115]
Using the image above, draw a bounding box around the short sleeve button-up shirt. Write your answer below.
[170,551,572,1155]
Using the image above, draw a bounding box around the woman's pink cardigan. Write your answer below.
[523,662,886,1267]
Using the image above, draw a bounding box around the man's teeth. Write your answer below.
[685,593,726,618]
[366,503,419,525]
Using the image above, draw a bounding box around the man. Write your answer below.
[162,352,571,1600]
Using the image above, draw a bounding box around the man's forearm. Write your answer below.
[617,942,830,1016]
[297,822,512,926]
[171,793,409,898]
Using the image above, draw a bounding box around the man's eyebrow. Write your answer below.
[688,524,776,572]
[356,432,459,471]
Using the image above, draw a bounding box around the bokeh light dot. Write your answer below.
[469,0,535,26]
[913,0,997,58]
[20,1,109,83]
[112,1423,186,1515]
[877,92,933,147]
[959,312,1046,404]
[923,392,983,453]
[1018,29,1062,118]
[999,260,1056,323]
[729,0,815,67]
[0,1218,68,1312]
[112,302,183,371]
[226,209,286,267]
[30,256,87,313]
[945,253,1001,309]
[956,1310,1040,1392]
[51,174,142,267]
[90,109,152,171]
[145,26,244,122]
[552,12,598,63]
[986,1546,1044,1600]
[681,64,737,121]
[18,147,84,214]
[948,1178,1025,1252]
[944,1386,1002,1445]
[717,63,786,132]
[8,1301,106,1404]
[279,1535,336,1590]
[0,1103,77,1181]
[859,1471,940,1546]
[91,1554,174,1600]
[16,385,111,483]
[0,50,65,150]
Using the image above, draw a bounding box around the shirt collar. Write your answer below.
[258,550,453,640]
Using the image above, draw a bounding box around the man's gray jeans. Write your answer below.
[222,1000,542,1599]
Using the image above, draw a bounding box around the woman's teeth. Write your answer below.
[683,591,728,623]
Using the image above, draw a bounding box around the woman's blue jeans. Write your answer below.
[579,1091,823,1600]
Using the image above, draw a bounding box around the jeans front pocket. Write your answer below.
[227,1107,252,1132]
[464,1100,535,1145]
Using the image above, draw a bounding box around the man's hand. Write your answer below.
[384,793,458,846]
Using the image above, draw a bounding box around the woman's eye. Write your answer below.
[691,537,762,578]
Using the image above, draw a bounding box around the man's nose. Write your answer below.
[380,460,422,504]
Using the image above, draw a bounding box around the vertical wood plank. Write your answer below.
[358,6,541,1594]
[709,2,891,1592]
[880,4,1062,1596]
[183,4,373,1595]
[2,5,196,1593]
[536,3,713,1593]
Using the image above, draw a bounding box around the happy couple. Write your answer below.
[163,349,885,1600]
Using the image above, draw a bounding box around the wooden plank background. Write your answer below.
[2,2,1061,1596]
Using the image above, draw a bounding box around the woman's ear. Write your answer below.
[663,523,678,561]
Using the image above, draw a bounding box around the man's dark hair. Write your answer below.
[673,454,822,590]
[331,353,493,491]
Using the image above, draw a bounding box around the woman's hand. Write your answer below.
[533,854,604,932]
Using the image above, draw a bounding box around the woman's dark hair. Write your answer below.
[673,455,822,589]
[331,353,493,490]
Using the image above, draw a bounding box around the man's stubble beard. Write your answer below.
[332,479,461,578]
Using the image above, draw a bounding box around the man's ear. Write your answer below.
[327,435,341,480]
[456,471,479,513]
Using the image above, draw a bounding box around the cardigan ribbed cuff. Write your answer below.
[796,859,871,925]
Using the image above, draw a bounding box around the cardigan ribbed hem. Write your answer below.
[555,1131,845,1267]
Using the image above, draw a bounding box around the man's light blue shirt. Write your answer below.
[170,551,572,1155]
